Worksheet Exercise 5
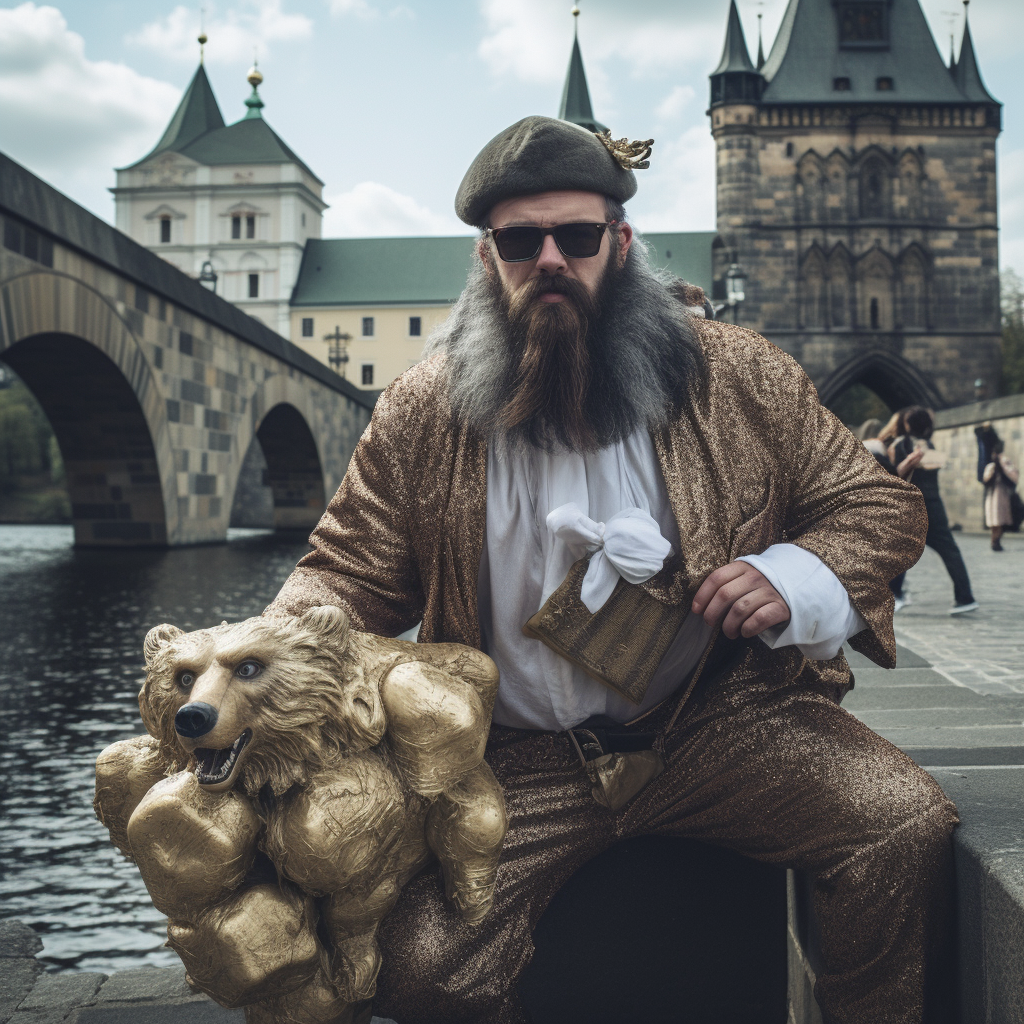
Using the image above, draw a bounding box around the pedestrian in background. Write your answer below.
[891,407,979,615]
[857,416,923,611]
[983,437,1020,551]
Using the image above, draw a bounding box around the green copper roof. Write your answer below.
[290,232,715,308]
[712,0,758,76]
[134,65,225,164]
[760,0,974,104]
[127,66,322,184]
[559,33,608,134]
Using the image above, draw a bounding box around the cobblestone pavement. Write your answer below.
[893,531,1024,695]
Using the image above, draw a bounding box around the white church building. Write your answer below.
[112,62,325,339]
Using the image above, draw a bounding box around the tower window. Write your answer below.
[870,297,880,330]
[231,216,241,239]
[301,213,306,227]
[246,215,255,239]
[248,274,259,298]
[362,316,374,338]
[361,364,374,386]
[409,316,421,337]
[786,142,794,157]
[160,217,171,243]
[876,77,893,91]
[301,317,314,337]
[833,77,851,91]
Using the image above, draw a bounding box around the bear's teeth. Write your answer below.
[195,730,251,784]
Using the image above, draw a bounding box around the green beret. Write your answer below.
[455,116,639,228]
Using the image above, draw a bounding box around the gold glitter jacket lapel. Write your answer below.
[267,319,926,690]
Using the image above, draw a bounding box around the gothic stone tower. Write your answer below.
[709,0,1001,409]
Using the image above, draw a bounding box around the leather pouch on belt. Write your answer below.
[522,556,688,706]
[568,721,666,812]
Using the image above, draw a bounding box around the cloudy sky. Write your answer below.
[0,0,1021,269]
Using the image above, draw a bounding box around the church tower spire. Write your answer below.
[953,1,998,103]
[709,0,763,106]
[558,6,608,134]
[756,13,766,71]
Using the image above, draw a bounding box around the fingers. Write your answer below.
[691,561,749,614]
[692,562,792,639]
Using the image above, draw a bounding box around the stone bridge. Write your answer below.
[0,152,374,546]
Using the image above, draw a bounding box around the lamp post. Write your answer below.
[198,260,218,294]
[713,263,747,322]
[323,326,351,378]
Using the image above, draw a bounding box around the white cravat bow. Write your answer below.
[546,503,673,614]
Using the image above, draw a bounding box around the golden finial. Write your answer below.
[198,7,207,64]
[571,5,580,15]
[247,58,263,88]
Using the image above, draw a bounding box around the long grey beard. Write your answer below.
[425,239,707,454]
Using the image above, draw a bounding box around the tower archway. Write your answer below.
[818,348,945,414]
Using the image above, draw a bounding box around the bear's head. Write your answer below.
[140,606,386,797]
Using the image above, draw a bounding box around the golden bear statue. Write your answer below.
[93,606,507,1024]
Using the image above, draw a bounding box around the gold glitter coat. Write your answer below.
[268,319,928,693]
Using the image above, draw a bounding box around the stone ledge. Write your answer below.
[934,393,1024,429]
[0,929,397,1024]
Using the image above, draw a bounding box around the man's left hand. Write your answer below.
[691,562,792,639]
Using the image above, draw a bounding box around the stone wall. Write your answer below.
[711,100,1002,408]
[931,394,1024,532]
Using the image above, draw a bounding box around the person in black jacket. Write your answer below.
[891,407,978,615]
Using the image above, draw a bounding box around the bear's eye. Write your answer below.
[236,660,262,680]
[177,671,195,690]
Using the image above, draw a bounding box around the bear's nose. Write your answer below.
[175,702,219,739]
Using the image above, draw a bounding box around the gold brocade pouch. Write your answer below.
[522,556,689,706]
[523,556,722,812]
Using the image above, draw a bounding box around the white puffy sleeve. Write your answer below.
[736,543,868,660]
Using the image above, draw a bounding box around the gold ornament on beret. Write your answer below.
[595,130,654,170]
[94,607,507,1023]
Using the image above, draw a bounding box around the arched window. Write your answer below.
[801,250,827,328]
[857,251,894,330]
[859,157,888,219]
[828,249,852,327]
[900,251,927,329]
[897,152,923,220]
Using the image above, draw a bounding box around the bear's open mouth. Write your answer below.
[194,729,252,786]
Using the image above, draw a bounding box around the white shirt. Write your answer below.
[477,433,867,731]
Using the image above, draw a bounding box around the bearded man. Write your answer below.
[267,117,957,1024]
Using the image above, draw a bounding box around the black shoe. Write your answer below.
[992,540,1004,551]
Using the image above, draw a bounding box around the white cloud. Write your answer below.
[655,84,696,123]
[322,181,465,237]
[0,2,179,217]
[329,0,377,19]
[127,1,312,65]
[999,147,1024,275]
[476,0,722,85]
[629,125,717,234]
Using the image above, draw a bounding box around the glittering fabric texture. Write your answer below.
[266,319,945,1023]
[372,652,957,1024]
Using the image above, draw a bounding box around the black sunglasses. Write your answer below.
[486,221,617,262]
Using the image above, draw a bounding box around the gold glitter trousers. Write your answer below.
[372,650,957,1024]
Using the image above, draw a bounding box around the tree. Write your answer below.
[1000,268,1024,396]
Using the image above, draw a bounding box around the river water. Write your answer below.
[0,525,311,973]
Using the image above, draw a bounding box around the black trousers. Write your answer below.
[891,497,974,606]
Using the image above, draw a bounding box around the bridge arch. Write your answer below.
[0,270,175,545]
[817,348,945,412]
[228,375,330,534]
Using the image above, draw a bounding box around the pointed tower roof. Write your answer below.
[559,9,608,133]
[953,5,998,103]
[140,65,225,163]
[756,14,766,71]
[125,64,322,184]
[760,0,966,104]
[712,0,758,76]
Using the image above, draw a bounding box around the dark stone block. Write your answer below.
[0,920,43,958]
[518,836,787,1024]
